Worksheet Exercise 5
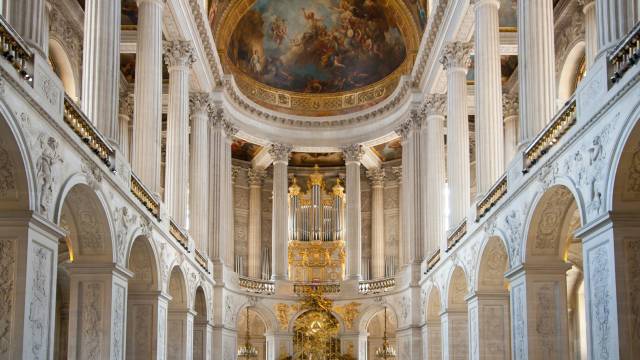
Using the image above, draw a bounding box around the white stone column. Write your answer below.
[440,42,472,230]
[81,0,121,141]
[474,0,505,194]
[118,93,134,162]
[422,94,447,254]
[126,291,171,359]
[441,310,468,360]
[269,143,292,280]
[247,168,266,279]
[595,0,630,55]
[66,265,130,360]
[189,93,212,255]
[518,0,556,143]
[132,0,164,193]
[391,166,404,267]
[503,94,519,166]
[506,264,571,360]
[163,40,195,228]
[9,0,48,55]
[209,108,236,271]
[167,308,195,359]
[467,292,511,360]
[343,144,364,280]
[580,0,598,68]
[367,168,385,279]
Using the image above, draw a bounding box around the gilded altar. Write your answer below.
[287,166,346,282]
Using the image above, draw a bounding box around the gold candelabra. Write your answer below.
[237,307,258,358]
[375,307,396,359]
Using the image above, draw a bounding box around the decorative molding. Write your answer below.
[366,168,386,187]
[502,93,519,118]
[439,41,472,70]
[36,135,63,217]
[342,144,364,163]
[423,93,447,116]
[163,40,197,68]
[268,143,292,163]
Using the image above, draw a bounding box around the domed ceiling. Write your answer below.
[210,0,421,116]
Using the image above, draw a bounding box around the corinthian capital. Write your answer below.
[189,92,213,116]
[269,143,293,163]
[423,93,447,116]
[439,41,472,70]
[163,40,196,68]
[342,144,365,163]
[366,168,386,187]
[119,92,134,118]
[247,168,266,186]
[502,93,519,117]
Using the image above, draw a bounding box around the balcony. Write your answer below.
[239,276,275,295]
[358,277,396,295]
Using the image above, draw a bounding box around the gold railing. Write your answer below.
[358,277,396,295]
[169,220,189,250]
[610,21,640,85]
[426,249,440,273]
[130,174,160,220]
[238,276,275,295]
[0,15,32,83]
[523,98,577,172]
[293,283,341,295]
[194,248,209,273]
[63,95,114,168]
[446,219,467,251]
[476,174,508,221]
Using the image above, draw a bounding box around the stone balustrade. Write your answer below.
[358,277,396,295]
[446,219,467,252]
[610,21,640,84]
[0,14,32,83]
[169,219,189,251]
[238,276,275,295]
[475,174,508,221]
[293,283,341,295]
[130,172,161,220]
[63,95,114,168]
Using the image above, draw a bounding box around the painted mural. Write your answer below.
[498,0,517,30]
[231,138,263,161]
[406,0,428,30]
[226,0,407,94]
[290,152,344,167]
[372,139,402,162]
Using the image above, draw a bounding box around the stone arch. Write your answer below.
[237,301,277,335]
[192,286,209,360]
[237,306,269,360]
[557,41,585,103]
[609,105,640,213]
[0,106,36,212]
[476,235,509,292]
[56,181,114,262]
[48,39,80,100]
[444,265,469,359]
[127,235,160,292]
[288,308,347,335]
[446,266,469,310]
[365,306,397,359]
[357,303,399,334]
[166,265,190,358]
[167,265,188,308]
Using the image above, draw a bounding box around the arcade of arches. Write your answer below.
[0,0,639,359]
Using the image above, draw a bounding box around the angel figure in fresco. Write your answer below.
[250,49,262,74]
[302,8,323,28]
[270,16,288,46]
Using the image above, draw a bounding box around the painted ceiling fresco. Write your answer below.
[372,139,402,162]
[290,152,344,167]
[231,138,263,161]
[225,0,407,94]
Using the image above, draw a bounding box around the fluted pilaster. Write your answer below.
[9,0,48,55]
[440,42,471,230]
[474,0,505,194]
[423,94,447,255]
[503,94,519,166]
[518,0,556,143]
[579,0,598,68]
[367,168,385,279]
[596,0,630,54]
[247,168,266,279]
[164,40,195,227]
[269,143,292,280]
[132,0,165,192]
[189,93,212,255]
[343,144,364,280]
[391,166,404,266]
[81,0,121,142]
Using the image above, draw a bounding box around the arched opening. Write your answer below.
[167,266,190,359]
[608,116,640,356]
[522,185,585,359]
[237,306,268,360]
[557,42,586,104]
[445,266,469,360]
[48,39,79,101]
[425,287,442,359]
[193,287,209,360]
[366,307,397,359]
[126,235,161,359]
[475,236,511,358]
[292,309,341,359]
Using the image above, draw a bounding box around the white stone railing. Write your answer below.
[0,14,32,84]
[475,174,508,222]
[293,283,341,295]
[446,219,467,251]
[169,219,189,251]
[130,173,161,220]
[609,21,640,85]
[238,276,275,295]
[358,277,396,295]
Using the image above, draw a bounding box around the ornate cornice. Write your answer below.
[342,144,365,163]
[423,93,447,116]
[439,41,473,71]
[163,40,196,68]
[268,143,293,163]
[395,119,413,140]
[412,0,450,86]
[503,93,519,117]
